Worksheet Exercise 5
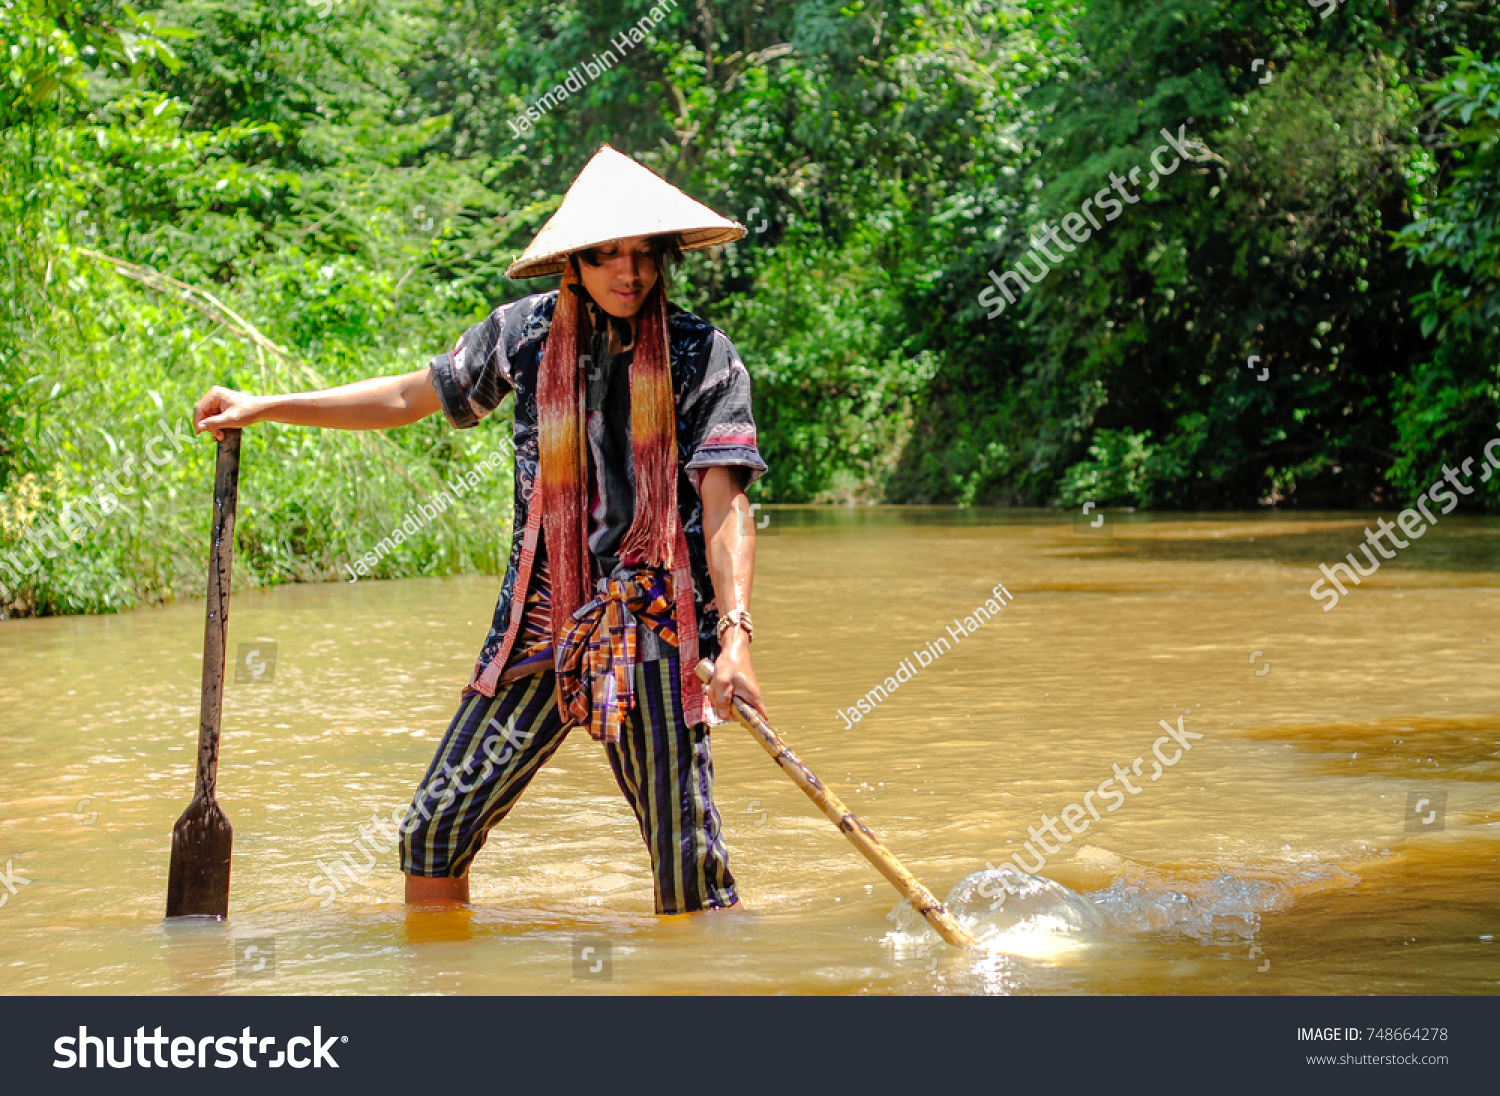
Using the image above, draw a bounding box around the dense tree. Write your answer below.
[909,0,1498,508]
[1,0,1496,617]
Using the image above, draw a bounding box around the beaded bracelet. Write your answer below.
[716,608,754,644]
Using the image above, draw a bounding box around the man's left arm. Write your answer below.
[701,465,766,720]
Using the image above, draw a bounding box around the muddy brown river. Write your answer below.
[2,509,1497,995]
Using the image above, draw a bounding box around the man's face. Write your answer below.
[576,235,659,320]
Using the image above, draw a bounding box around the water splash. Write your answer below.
[886,855,1360,962]
[1087,862,1358,940]
[950,869,1111,939]
[887,869,1110,959]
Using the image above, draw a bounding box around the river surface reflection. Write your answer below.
[1,509,1497,994]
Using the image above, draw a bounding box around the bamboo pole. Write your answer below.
[696,660,977,948]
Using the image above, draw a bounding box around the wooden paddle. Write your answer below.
[166,428,241,919]
[695,659,977,948]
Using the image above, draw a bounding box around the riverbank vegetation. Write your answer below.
[2,0,1497,617]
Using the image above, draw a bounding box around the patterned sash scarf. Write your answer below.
[535,268,702,731]
[555,569,678,742]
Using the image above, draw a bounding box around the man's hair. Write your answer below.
[570,234,683,284]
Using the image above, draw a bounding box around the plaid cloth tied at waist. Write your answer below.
[556,568,680,743]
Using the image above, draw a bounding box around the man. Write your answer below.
[193,145,766,915]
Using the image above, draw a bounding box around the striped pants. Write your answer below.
[398,656,738,914]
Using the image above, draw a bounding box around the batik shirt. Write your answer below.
[495,332,667,684]
[428,290,767,708]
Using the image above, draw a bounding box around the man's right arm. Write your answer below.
[192,366,441,440]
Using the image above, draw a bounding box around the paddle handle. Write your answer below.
[696,660,977,948]
[195,429,241,802]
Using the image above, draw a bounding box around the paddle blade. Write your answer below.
[166,796,233,919]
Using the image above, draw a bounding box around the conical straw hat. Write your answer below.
[506,144,746,279]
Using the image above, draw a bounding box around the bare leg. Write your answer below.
[404,872,469,905]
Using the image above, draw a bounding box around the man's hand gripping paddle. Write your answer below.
[166,429,241,918]
[695,659,977,948]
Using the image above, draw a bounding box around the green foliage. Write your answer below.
[1396,48,1500,341]
[3,0,1499,619]
[1388,48,1500,507]
[1,0,182,122]
[909,0,1497,509]
[0,0,514,617]
[1055,428,1187,508]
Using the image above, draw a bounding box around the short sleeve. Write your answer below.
[681,330,769,493]
[429,298,531,429]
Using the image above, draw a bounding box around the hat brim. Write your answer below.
[504,145,747,280]
[505,224,746,280]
